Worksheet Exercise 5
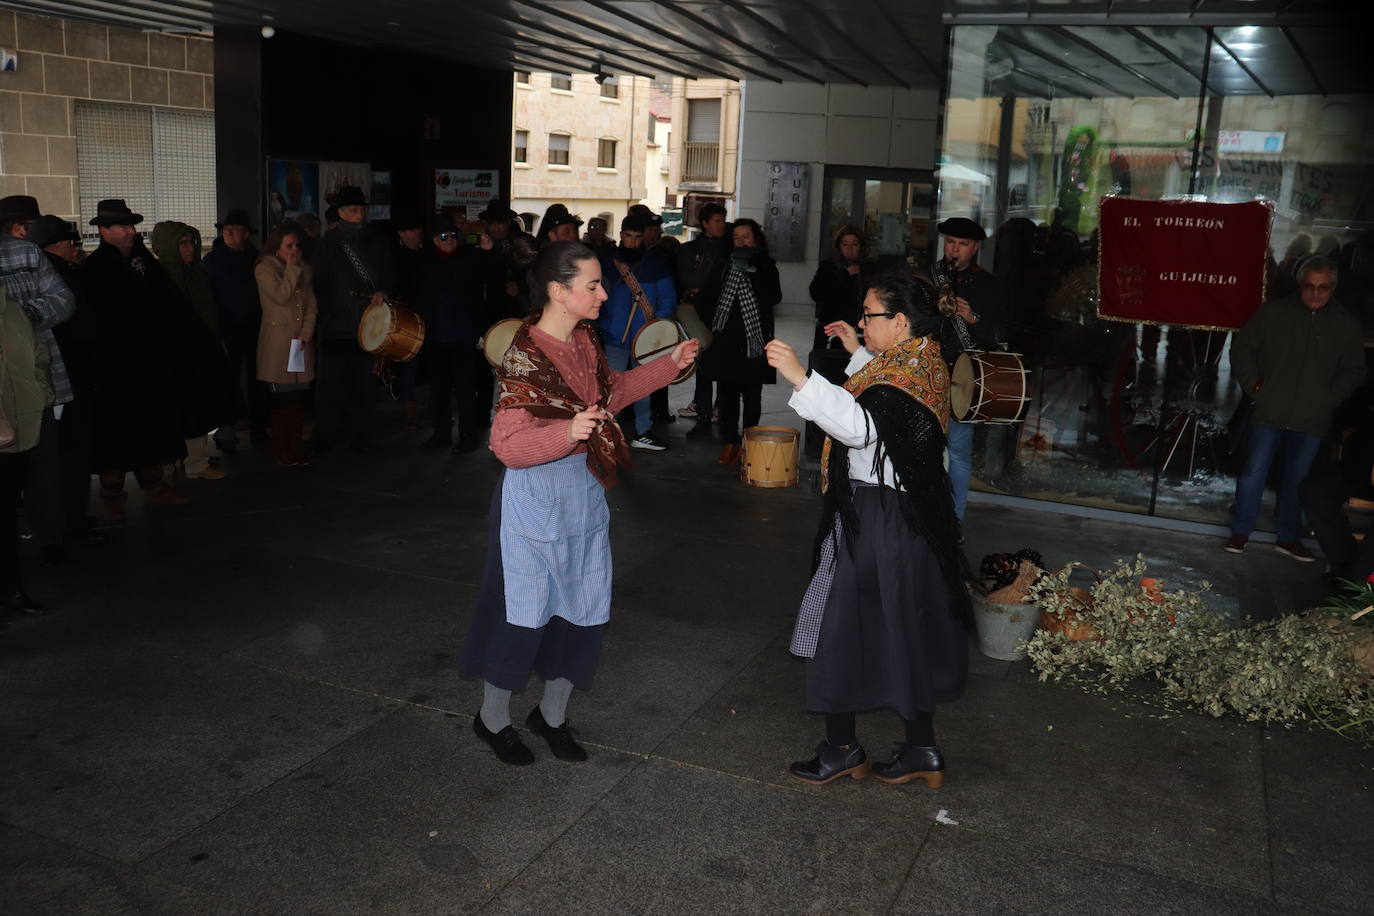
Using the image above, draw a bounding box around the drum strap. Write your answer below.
[341,237,376,294]
[613,260,654,344]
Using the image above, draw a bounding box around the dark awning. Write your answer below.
[2,0,1360,92]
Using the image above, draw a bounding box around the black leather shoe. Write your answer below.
[685,420,713,440]
[872,745,945,788]
[788,741,869,785]
[472,714,535,766]
[525,707,587,762]
[5,590,50,617]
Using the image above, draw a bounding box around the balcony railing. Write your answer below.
[682,141,720,182]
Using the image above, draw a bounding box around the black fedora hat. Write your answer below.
[89,199,144,227]
[478,198,518,222]
[936,217,986,241]
[627,204,663,226]
[536,204,583,239]
[429,213,459,236]
[334,185,367,208]
[28,214,81,249]
[0,195,41,223]
[215,208,256,231]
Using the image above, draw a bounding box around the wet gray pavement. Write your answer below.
[1,313,1370,915]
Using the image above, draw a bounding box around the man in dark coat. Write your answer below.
[674,203,731,431]
[1226,256,1365,559]
[29,215,102,548]
[80,199,191,516]
[201,208,266,448]
[935,217,1002,521]
[311,185,397,453]
[416,215,485,453]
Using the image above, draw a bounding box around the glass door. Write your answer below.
[820,166,936,272]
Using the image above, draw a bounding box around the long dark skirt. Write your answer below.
[806,486,968,720]
[458,474,606,691]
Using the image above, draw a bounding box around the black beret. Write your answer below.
[936,217,986,241]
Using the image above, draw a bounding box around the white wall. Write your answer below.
[736,81,940,313]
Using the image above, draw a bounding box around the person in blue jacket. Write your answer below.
[597,212,677,451]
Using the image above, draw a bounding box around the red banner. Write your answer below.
[1097,197,1273,330]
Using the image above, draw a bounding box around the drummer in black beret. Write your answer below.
[933,214,1000,523]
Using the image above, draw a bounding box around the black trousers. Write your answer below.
[223,326,267,434]
[22,409,63,548]
[716,380,762,445]
[1299,465,1374,580]
[58,400,94,534]
[428,342,478,438]
[0,450,30,592]
[314,339,376,445]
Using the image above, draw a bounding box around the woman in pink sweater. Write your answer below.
[459,241,698,765]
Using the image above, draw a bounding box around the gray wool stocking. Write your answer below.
[480,681,512,733]
[539,677,575,727]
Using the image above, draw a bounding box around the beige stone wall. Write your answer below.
[0,11,213,221]
[511,72,650,229]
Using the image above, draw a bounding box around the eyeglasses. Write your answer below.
[861,311,897,321]
[1300,283,1333,293]
[436,232,458,241]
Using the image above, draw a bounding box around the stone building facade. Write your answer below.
[0,11,214,227]
[511,70,649,232]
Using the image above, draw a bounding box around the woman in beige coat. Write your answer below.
[255,224,317,467]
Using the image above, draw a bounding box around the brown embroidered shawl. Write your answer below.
[496,320,632,488]
[820,335,949,488]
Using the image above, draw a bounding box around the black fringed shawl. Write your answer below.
[814,385,972,625]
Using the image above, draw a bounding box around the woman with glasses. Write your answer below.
[764,265,969,788]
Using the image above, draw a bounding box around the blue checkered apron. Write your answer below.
[499,452,612,628]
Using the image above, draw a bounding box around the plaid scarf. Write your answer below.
[819,335,949,491]
[711,263,765,358]
[496,320,631,489]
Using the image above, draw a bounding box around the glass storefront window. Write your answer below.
[940,24,1373,529]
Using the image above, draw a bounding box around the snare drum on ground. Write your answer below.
[740,426,800,488]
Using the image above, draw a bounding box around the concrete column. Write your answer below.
[212,25,262,228]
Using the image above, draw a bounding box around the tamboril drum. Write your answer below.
[358,301,426,362]
[740,426,800,488]
[632,318,693,384]
[481,317,525,369]
[950,350,1030,424]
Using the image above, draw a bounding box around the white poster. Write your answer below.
[434,168,500,211]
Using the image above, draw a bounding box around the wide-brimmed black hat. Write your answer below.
[335,185,367,208]
[215,208,255,231]
[89,199,143,227]
[537,204,583,238]
[936,217,986,241]
[478,198,518,222]
[0,195,41,223]
[27,214,81,249]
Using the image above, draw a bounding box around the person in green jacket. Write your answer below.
[0,288,54,617]
[1225,256,1365,560]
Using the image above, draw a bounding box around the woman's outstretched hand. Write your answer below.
[823,320,860,354]
[670,338,700,370]
[765,339,808,391]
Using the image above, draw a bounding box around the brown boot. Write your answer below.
[137,466,191,505]
[98,472,127,521]
[269,407,292,466]
[286,401,310,466]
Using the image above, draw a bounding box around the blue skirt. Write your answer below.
[458,462,608,691]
